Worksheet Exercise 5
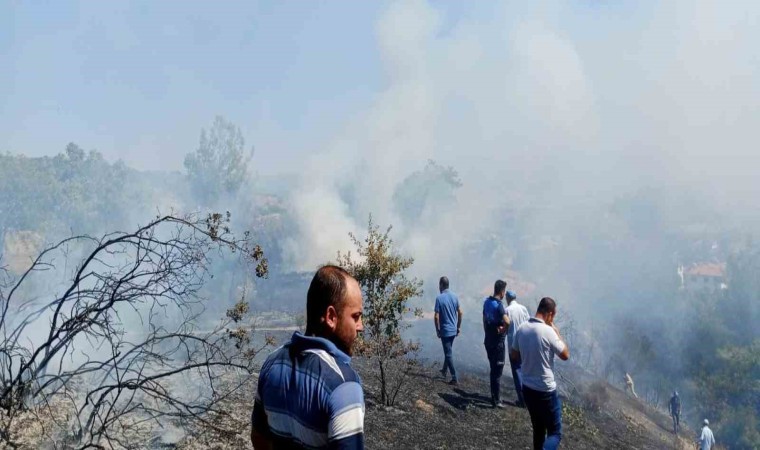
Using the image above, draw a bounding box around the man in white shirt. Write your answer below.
[511,297,570,450]
[625,372,638,398]
[505,290,530,407]
[699,419,716,450]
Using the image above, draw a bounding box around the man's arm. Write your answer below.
[251,397,272,450]
[501,313,510,333]
[551,324,570,361]
[251,428,272,450]
[328,382,365,449]
[456,307,463,336]
[510,332,521,362]
[434,298,441,337]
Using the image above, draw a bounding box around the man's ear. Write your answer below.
[324,305,338,331]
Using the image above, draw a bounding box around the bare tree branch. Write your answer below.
[0,212,268,448]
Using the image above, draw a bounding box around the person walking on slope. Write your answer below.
[483,280,510,408]
[511,297,570,450]
[251,265,366,449]
[625,372,638,398]
[435,276,463,386]
[506,290,530,408]
[669,391,681,434]
[699,419,716,450]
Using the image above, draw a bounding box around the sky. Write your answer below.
[1,0,387,172]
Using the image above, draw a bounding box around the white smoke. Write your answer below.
[284,0,760,283]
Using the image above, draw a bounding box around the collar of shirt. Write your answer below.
[289,331,352,364]
[529,317,545,324]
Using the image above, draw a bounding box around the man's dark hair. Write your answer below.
[537,297,557,315]
[494,279,507,296]
[439,276,449,290]
[306,265,352,334]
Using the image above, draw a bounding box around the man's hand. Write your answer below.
[456,328,460,337]
[496,325,506,335]
[552,323,570,361]
[436,329,441,338]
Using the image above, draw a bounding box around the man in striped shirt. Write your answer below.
[251,265,365,449]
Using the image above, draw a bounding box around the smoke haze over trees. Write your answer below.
[3,0,760,447]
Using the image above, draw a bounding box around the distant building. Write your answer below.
[678,262,727,293]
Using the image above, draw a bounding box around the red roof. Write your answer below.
[684,262,725,278]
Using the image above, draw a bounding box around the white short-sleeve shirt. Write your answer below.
[506,301,530,351]
[512,317,566,392]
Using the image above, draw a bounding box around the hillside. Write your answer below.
[358,360,698,450]
[177,351,707,450]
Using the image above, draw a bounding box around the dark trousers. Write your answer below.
[672,413,680,433]
[485,340,505,403]
[523,385,562,450]
[440,336,457,381]
[509,355,524,405]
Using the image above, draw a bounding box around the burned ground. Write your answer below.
[175,329,704,450]
[357,358,699,450]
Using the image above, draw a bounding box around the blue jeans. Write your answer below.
[440,335,457,381]
[485,341,505,403]
[509,355,524,405]
[523,386,562,450]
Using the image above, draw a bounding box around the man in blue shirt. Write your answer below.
[669,391,681,434]
[434,276,462,385]
[251,265,365,449]
[483,280,509,407]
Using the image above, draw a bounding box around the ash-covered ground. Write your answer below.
[177,327,702,450]
[357,358,697,450]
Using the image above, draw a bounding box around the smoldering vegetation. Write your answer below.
[3,1,760,448]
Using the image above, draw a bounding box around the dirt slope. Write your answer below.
[358,360,699,450]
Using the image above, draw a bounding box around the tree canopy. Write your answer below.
[184,116,253,207]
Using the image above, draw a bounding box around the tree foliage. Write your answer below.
[392,160,461,227]
[184,116,253,207]
[337,216,422,406]
[0,144,135,240]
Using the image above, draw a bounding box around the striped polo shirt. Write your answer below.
[252,332,365,449]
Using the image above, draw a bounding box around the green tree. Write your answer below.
[726,241,760,339]
[184,116,253,207]
[0,145,135,241]
[337,216,423,406]
[695,340,760,449]
[392,160,461,227]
